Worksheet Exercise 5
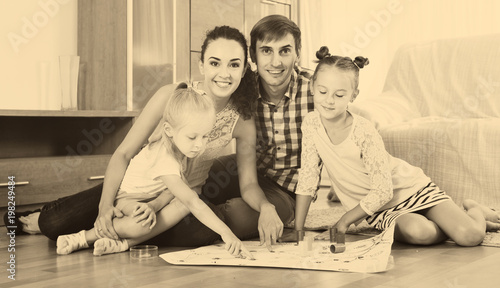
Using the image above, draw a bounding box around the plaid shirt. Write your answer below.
[255,66,315,193]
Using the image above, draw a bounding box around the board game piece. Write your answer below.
[299,234,314,256]
[296,230,305,245]
[328,227,346,253]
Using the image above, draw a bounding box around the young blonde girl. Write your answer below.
[57,87,253,258]
[293,46,500,246]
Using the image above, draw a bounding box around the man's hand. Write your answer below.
[94,206,123,239]
[277,229,299,243]
[258,203,283,252]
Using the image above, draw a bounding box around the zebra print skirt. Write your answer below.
[366,182,451,230]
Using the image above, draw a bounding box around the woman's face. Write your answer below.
[199,38,246,100]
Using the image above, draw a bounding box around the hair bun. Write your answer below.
[316,46,331,60]
[353,56,370,69]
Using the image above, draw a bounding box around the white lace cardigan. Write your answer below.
[296,111,431,215]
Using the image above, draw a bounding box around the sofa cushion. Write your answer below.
[379,117,500,207]
[349,89,420,129]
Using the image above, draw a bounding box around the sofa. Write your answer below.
[349,34,500,209]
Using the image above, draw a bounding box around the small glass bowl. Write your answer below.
[129,245,158,259]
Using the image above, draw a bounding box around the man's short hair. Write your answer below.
[250,14,301,59]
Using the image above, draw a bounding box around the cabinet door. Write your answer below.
[190,0,245,52]
[78,0,127,111]
[190,0,245,81]
[0,155,110,207]
[132,0,177,110]
[245,0,296,45]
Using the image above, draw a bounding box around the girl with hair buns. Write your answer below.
[291,46,500,246]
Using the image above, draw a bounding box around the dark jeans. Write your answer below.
[39,183,222,246]
[38,154,295,247]
[39,184,102,241]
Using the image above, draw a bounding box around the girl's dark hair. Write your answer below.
[200,26,257,120]
[313,46,369,89]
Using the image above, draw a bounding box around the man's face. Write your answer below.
[199,39,246,100]
[253,33,299,90]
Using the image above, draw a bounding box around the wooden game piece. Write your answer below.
[299,234,314,256]
[329,227,337,242]
[304,235,314,250]
[329,227,346,254]
[296,230,305,245]
[330,243,346,253]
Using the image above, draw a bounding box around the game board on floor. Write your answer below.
[160,226,395,273]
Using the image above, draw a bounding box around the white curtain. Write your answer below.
[133,0,173,66]
[132,0,175,110]
[298,0,500,99]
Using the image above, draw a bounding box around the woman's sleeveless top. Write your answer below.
[183,82,240,192]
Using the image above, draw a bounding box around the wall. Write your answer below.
[299,0,500,100]
[0,0,77,110]
[3,1,499,110]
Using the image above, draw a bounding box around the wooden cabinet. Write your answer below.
[77,0,128,111]
[79,0,297,106]
[0,156,110,207]
[0,110,138,214]
[189,0,298,81]
[191,0,245,51]
[1,0,298,217]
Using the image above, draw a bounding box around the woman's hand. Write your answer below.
[94,206,123,239]
[132,202,157,229]
[221,232,255,260]
[258,203,284,251]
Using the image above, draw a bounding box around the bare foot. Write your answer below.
[327,188,340,202]
[486,221,500,232]
[19,212,41,234]
[463,199,500,231]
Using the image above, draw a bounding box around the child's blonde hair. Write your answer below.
[148,84,216,157]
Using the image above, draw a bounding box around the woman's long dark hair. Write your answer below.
[201,26,257,120]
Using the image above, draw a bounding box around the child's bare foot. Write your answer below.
[93,238,129,256]
[487,221,500,231]
[463,199,500,231]
[327,188,340,202]
[57,230,89,255]
[19,212,41,234]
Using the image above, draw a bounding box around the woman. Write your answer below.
[13,26,285,249]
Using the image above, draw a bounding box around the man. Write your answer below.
[201,14,316,250]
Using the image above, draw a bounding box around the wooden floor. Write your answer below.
[1,225,499,288]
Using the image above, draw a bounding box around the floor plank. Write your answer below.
[1,226,499,288]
